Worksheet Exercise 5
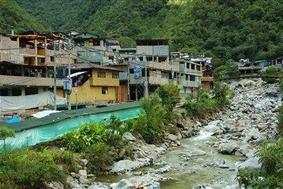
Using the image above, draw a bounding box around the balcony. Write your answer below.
[19,48,36,56]
[180,80,201,88]
[0,75,63,87]
[148,61,172,71]
[129,74,170,85]
[148,75,169,85]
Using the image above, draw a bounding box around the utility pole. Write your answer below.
[143,55,149,97]
[53,42,57,110]
[67,38,72,110]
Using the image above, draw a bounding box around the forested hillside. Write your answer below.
[0,0,45,34]
[6,0,283,62]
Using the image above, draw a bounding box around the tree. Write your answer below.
[156,84,181,112]
[0,127,15,149]
[133,95,166,143]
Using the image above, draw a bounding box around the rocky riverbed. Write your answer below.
[63,79,281,189]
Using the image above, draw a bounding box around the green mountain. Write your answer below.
[0,0,46,34]
[11,0,283,62]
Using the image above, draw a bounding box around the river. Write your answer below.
[93,79,279,189]
[159,122,241,189]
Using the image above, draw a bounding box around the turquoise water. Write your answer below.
[0,107,142,149]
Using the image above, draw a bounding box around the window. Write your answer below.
[191,64,195,70]
[112,72,119,79]
[186,75,189,81]
[101,87,108,94]
[98,71,106,78]
[186,63,190,69]
[196,65,201,71]
[190,75,196,81]
[50,56,54,62]
[129,69,134,74]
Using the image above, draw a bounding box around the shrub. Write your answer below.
[185,89,217,118]
[0,127,15,149]
[279,79,283,94]
[278,106,283,135]
[237,138,283,188]
[0,149,65,189]
[85,142,113,174]
[212,82,230,108]
[156,84,181,112]
[213,61,239,80]
[62,116,127,152]
[263,66,282,83]
[42,148,80,173]
[132,95,166,144]
[62,123,106,152]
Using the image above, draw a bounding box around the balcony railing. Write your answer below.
[0,75,63,87]
[180,80,201,88]
[19,48,36,56]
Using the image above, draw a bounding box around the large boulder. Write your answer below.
[123,132,136,142]
[218,142,238,155]
[237,157,261,170]
[111,159,150,173]
[167,134,178,142]
[67,176,85,189]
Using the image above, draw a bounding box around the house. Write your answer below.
[136,39,169,62]
[0,32,77,66]
[0,61,66,113]
[57,63,121,105]
[270,57,282,68]
[186,56,213,90]
[108,63,129,102]
[73,33,121,65]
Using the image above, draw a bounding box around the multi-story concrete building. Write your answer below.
[73,33,121,65]
[56,64,121,105]
[0,32,123,112]
[0,32,77,66]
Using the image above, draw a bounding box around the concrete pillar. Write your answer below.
[38,87,44,110]
[44,37,47,64]
[35,39,38,65]
[17,37,20,63]
[21,87,25,96]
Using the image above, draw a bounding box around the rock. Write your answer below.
[237,157,261,170]
[88,183,110,189]
[45,182,64,189]
[110,174,163,189]
[79,170,88,177]
[238,79,256,88]
[79,176,91,185]
[236,144,253,157]
[153,165,171,174]
[110,179,132,189]
[218,142,238,155]
[243,128,263,142]
[167,134,178,142]
[215,160,229,169]
[111,159,150,173]
[67,176,85,189]
[80,159,88,166]
[123,132,136,142]
[71,172,80,179]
